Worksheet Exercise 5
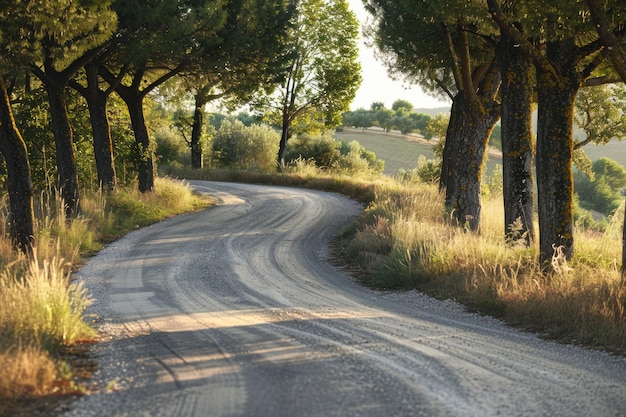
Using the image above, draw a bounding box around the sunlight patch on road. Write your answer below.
[138,308,391,333]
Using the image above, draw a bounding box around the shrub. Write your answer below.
[286,133,340,168]
[286,133,384,175]
[154,126,188,169]
[211,120,279,172]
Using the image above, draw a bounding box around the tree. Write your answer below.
[391,99,414,112]
[488,0,618,263]
[575,84,626,149]
[584,0,626,279]
[175,0,295,169]
[69,55,119,191]
[575,158,626,215]
[0,76,35,253]
[29,1,117,214]
[98,0,233,192]
[365,0,500,231]
[0,3,35,253]
[264,0,362,168]
[0,1,109,251]
[495,3,535,246]
[343,108,375,130]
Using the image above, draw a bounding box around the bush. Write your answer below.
[574,157,626,215]
[286,133,384,175]
[211,120,279,172]
[286,133,340,168]
[154,126,188,169]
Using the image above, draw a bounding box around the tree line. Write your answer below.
[342,100,431,135]
[0,0,361,254]
[364,0,626,271]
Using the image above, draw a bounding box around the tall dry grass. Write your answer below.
[342,181,626,354]
[0,177,207,410]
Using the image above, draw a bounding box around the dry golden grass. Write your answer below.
[342,182,625,354]
[0,177,208,408]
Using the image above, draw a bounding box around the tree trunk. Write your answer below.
[42,63,80,216]
[535,41,580,264]
[498,32,535,245]
[83,62,116,191]
[439,93,462,195]
[0,76,35,253]
[190,92,206,169]
[125,92,155,193]
[277,113,291,171]
[441,93,499,231]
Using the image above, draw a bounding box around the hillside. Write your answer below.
[336,126,626,177]
[334,128,502,176]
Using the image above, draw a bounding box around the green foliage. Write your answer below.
[575,84,626,147]
[285,133,384,175]
[342,108,375,130]
[416,155,442,183]
[211,120,279,172]
[391,99,414,112]
[574,157,626,215]
[396,155,442,184]
[259,0,362,140]
[343,101,431,135]
[286,133,339,168]
[154,126,188,169]
[481,164,503,199]
[11,86,137,189]
[336,140,385,174]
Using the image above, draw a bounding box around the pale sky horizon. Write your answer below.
[347,0,451,111]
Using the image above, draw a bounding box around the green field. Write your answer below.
[334,128,626,177]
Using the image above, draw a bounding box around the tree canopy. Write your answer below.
[260,0,362,167]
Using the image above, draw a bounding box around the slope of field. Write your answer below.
[334,129,436,175]
[335,127,626,178]
[334,128,503,176]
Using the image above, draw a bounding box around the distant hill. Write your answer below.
[414,107,450,117]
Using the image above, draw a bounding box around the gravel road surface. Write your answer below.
[63,181,626,417]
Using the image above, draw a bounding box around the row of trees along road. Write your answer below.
[364,0,626,269]
[0,0,362,254]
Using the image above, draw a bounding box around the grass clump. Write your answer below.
[0,251,94,412]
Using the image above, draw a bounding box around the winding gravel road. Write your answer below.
[63,181,626,417]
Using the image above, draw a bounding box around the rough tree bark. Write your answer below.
[190,88,209,169]
[80,60,116,190]
[442,93,500,231]
[40,59,80,216]
[535,40,580,264]
[124,90,155,193]
[498,31,535,245]
[0,76,35,253]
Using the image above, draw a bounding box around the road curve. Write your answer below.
[63,181,626,417]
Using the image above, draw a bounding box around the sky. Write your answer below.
[347,0,450,111]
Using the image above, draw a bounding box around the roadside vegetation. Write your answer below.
[0,178,207,416]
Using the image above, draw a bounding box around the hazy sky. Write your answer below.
[347,0,450,111]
